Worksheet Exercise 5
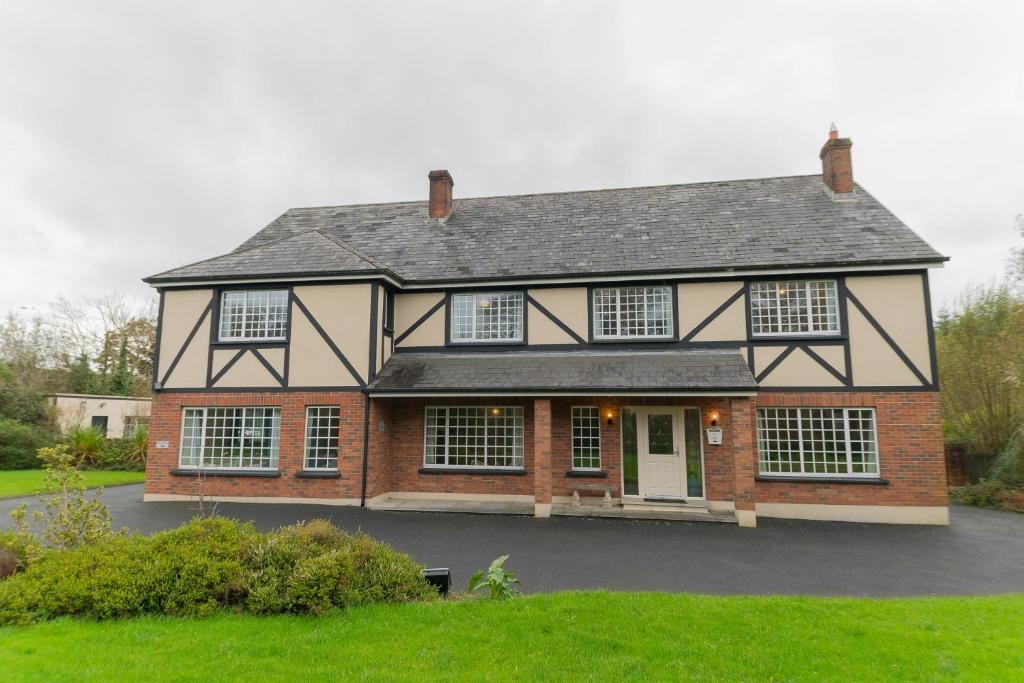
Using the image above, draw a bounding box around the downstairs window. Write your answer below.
[424,406,524,469]
[179,407,281,470]
[756,407,878,476]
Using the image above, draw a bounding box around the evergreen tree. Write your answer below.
[108,341,132,396]
[66,353,97,394]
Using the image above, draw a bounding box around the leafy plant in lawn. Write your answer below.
[468,555,520,599]
[8,445,116,561]
[65,424,105,468]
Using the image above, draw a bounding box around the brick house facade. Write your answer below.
[144,127,949,527]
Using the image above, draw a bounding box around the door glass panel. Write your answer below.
[683,408,704,497]
[647,414,674,455]
[621,409,638,496]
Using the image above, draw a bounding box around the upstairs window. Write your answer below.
[592,286,673,339]
[450,292,524,343]
[749,280,839,336]
[219,290,288,341]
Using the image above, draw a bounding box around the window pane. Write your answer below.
[593,286,672,338]
[178,406,280,470]
[571,406,601,470]
[756,407,877,476]
[621,409,638,496]
[219,290,288,340]
[683,408,704,497]
[647,414,674,455]
[750,280,839,336]
[451,292,523,342]
[422,406,523,468]
[304,406,340,470]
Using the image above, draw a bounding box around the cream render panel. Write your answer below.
[161,313,210,388]
[758,347,844,387]
[677,282,745,341]
[847,305,922,386]
[157,289,213,383]
[527,288,588,343]
[845,274,932,383]
[394,292,445,348]
[212,351,280,388]
[292,284,372,384]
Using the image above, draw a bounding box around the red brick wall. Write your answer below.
[753,391,947,507]
[147,390,946,511]
[146,391,366,500]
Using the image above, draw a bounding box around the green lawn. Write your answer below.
[0,592,1020,681]
[0,470,144,498]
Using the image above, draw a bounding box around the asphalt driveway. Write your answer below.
[2,485,1021,596]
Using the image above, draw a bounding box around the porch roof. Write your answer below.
[366,349,757,396]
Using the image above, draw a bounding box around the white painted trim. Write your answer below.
[143,493,360,506]
[371,391,757,398]
[151,261,945,291]
[369,491,535,504]
[756,503,950,525]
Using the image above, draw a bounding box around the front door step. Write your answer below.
[553,503,736,524]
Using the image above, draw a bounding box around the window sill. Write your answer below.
[589,337,676,345]
[749,335,847,343]
[170,469,282,478]
[211,340,287,348]
[295,471,341,479]
[418,468,528,476]
[565,470,608,479]
[755,475,889,485]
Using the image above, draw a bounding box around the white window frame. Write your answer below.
[218,289,289,342]
[449,291,524,343]
[423,406,524,470]
[303,406,340,471]
[122,416,148,438]
[749,279,840,337]
[756,406,879,478]
[571,406,602,471]
[177,406,281,471]
[592,286,674,340]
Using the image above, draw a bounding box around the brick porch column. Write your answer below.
[533,398,553,518]
[730,397,757,528]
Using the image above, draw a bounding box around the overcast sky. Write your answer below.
[1,1,1022,317]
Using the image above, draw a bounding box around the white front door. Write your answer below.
[637,408,684,498]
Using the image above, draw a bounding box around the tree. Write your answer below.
[65,352,98,395]
[107,340,133,396]
[1009,214,1024,286]
[936,284,1024,457]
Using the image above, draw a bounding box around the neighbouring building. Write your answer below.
[50,393,151,438]
[142,126,948,527]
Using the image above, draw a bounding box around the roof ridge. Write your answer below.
[283,174,823,213]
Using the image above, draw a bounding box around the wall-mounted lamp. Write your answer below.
[605,410,615,426]
[709,411,720,428]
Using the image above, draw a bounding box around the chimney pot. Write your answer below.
[428,170,454,220]
[819,125,854,194]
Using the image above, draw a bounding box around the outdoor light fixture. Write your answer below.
[606,410,614,426]
[709,411,720,427]
[423,568,451,597]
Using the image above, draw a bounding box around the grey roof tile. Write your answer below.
[146,175,946,284]
[366,349,757,393]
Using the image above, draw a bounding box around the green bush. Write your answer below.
[64,425,105,467]
[951,481,1024,513]
[94,437,146,471]
[0,518,436,624]
[0,419,54,469]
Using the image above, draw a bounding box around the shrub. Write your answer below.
[0,518,436,624]
[951,482,1024,513]
[0,419,54,469]
[94,437,146,471]
[65,424,105,467]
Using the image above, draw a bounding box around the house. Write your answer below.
[49,393,151,438]
[142,127,948,527]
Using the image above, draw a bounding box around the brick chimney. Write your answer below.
[428,170,454,220]
[819,123,854,194]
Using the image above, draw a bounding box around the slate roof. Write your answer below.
[365,350,757,394]
[146,175,946,285]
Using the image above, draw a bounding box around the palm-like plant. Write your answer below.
[131,423,148,464]
[65,424,106,467]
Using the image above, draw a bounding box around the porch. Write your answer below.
[364,349,760,526]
